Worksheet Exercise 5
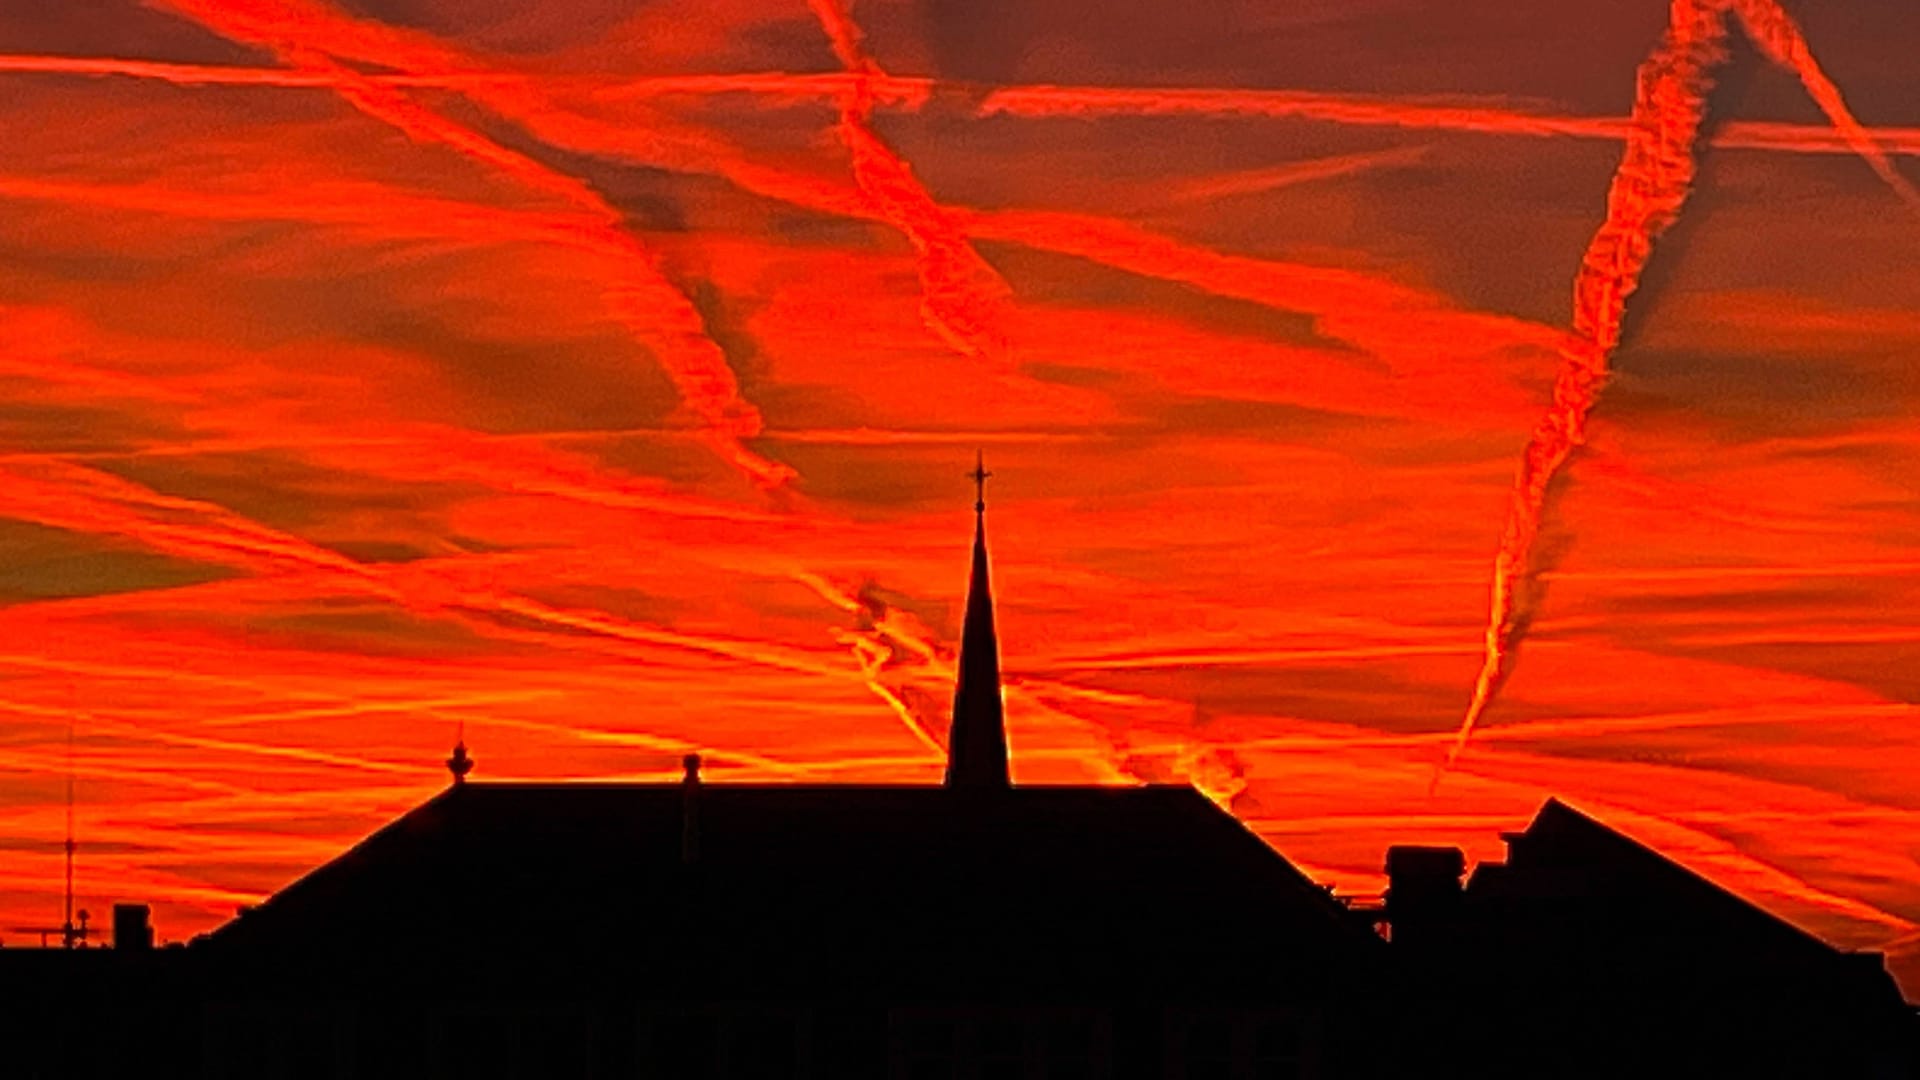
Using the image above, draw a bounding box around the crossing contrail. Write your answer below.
[1443,0,1916,782]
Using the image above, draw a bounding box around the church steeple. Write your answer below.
[946,453,1010,790]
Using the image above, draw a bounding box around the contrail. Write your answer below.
[1726,0,1920,213]
[0,167,1556,430]
[804,0,1015,360]
[9,52,1919,157]
[793,569,1156,784]
[0,457,864,692]
[976,84,1920,159]
[146,0,792,488]
[2,294,783,533]
[794,570,954,756]
[26,14,1916,413]
[1442,0,1735,783]
[1165,146,1433,202]
[1442,0,1914,780]
[0,53,932,107]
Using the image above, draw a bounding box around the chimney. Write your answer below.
[681,753,702,865]
[1384,846,1464,948]
[113,903,153,951]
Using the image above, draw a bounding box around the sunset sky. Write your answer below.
[1,0,1918,990]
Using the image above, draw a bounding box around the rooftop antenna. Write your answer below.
[15,711,90,947]
[62,717,75,948]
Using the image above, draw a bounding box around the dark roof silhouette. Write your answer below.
[1468,798,1897,979]
[1477,799,1839,935]
[1387,797,1916,1078]
[198,468,1395,996]
[7,475,1914,1078]
[0,478,1406,1078]
[205,780,1384,1001]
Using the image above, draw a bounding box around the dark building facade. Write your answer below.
[183,776,1385,1078]
[1,482,1912,1077]
[1380,799,1916,1078]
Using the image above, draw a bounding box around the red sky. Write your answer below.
[1,0,1918,990]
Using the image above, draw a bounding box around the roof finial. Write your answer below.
[970,451,991,515]
[681,753,702,864]
[447,719,473,786]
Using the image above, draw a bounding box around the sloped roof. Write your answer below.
[1469,798,1870,968]
[204,782,1383,1000]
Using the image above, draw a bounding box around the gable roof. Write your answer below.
[204,782,1384,999]
[1468,798,1867,967]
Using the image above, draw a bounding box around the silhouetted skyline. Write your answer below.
[4,501,1911,1077]
[1,0,1918,1006]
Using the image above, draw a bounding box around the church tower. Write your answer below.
[946,454,1011,789]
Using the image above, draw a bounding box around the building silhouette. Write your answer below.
[1378,799,1916,1078]
[0,471,1913,1077]
[177,466,1388,1078]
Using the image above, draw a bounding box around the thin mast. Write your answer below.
[62,718,74,948]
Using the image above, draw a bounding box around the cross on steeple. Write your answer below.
[947,453,1009,790]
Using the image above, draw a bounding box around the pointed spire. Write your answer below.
[946,453,1010,790]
